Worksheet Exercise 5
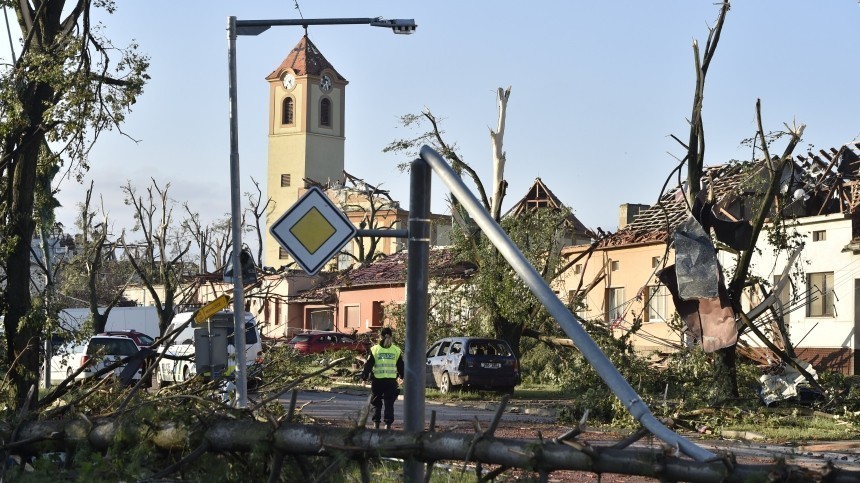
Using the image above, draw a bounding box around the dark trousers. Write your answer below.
[370,377,399,424]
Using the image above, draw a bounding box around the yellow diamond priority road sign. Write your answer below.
[270,187,357,275]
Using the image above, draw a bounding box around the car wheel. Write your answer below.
[66,367,73,379]
[183,366,190,382]
[440,372,451,394]
[154,369,167,389]
[499,386,515,395]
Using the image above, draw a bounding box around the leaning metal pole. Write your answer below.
[418,145,716,462]
[404,159,431,482]
[227,16,248,408]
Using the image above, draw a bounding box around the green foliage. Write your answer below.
[522,320,660,424]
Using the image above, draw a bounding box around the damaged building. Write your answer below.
[561,142,860,375]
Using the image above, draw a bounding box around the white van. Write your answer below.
[156,311,262,387]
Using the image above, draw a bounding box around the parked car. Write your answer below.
[425,337,520,394]
[49,340,86,381]
[156,311,263,387]
[99,329,154,348]
[51,335,145,384]
[285,331,370,355]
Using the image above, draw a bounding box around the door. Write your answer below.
[425,341,441,387]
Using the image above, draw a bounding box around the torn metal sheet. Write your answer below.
[693,199,753,251]
[673,216,720,300]
[758,359,818,406]
[658,264,737,353]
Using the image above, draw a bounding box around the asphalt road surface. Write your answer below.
[285,389,553,429]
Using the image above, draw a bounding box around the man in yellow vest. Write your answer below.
[361,327,404,430]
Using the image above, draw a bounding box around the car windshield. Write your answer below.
[289,335,311,343]
[137,334,155,346]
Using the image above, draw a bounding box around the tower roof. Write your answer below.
[266,35,346,82]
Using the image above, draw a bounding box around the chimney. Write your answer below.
[618,203,649,230]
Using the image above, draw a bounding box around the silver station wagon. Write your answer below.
[425,337,520,394]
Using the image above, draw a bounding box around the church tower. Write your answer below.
[264,35,348,267]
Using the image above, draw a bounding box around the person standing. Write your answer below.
[361,327,404,429]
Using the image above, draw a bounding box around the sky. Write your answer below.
[3,1,859,244]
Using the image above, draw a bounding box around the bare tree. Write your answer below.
[72,182,133,333]
[121,179,194,335]
[245,177,273,266]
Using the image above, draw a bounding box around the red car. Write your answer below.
[286,331,370,355]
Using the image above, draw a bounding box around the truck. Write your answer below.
[156,310,263,389]
[58,306,162,339]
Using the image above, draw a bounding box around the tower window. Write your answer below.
[320,98,331,127]
[281,174,291,187]
[281,97,294,125]
[278,247,289,259]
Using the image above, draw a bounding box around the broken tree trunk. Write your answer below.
[6,417,856,482]
[490,86,511,221]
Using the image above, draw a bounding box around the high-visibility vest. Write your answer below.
[371,345,401,379]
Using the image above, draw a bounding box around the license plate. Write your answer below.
[481,362,501,369]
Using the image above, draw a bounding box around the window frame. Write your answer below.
[319,97,331,127]
[281,96,294,125]
[806,272,834,317]
[644,285,668,323]
[606,287,625,322]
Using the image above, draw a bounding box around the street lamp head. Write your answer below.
[370,18,417,35]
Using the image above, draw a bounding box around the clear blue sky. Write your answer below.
[4,1,859,238]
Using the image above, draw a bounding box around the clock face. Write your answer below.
[282,73,296,90]
[320,74,332,93]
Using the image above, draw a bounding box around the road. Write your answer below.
[284,389,554,430]
[282,389,860,473]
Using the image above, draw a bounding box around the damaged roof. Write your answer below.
[598,142,860,248]
[296,248,475,303]
[506,178,592,236]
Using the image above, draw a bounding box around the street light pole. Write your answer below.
[226,16,247,409]
[225,14,416,410]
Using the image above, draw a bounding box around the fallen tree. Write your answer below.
[3,403,856,482]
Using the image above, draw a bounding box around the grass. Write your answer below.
[718,408,860,442]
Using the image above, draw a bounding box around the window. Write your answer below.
[651,256,661,268]
[278,247,289,259]
[438,341,451,356]
[574,264,582,274]
[644,285,668,322]
[807,272,834,317]
[611,260,620,271]
[344,305,360,328]
[308,309,334,330]
[812,230,826,242]
[606,287,625,322]
[281,97,294,125]
[371,301,384,328]
[281,174,291,187]
[426,342,441,358]
[320,98,331,127]
[337,242,353,270]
